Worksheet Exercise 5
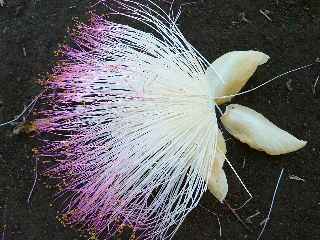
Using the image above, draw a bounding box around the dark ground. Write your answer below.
[0,0,319,240]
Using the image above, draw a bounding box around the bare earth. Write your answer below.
[0,1,319,240]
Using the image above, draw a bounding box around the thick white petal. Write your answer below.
[206,50,269,104]
[207,131,228,202]
[221,104,307,155]
[208,168,228,202]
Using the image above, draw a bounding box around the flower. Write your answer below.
[205,50,307,202]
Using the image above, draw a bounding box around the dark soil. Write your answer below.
[0,1,319,240]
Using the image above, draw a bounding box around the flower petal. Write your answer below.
[208,168,228,202]
[207,131,228,202]
[206,50,269,104]
[221,104,307,155]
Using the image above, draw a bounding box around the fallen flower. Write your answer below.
[221,104,307,155]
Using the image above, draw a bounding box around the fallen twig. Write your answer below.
[27,157,39,206]
[224,200,253,233]
[0,89,47,128]
[246,211,261,224]
[242,156,246,168]
[312,75,319,96]
[22,47,27,57]
[199,205,222,237]
[259,9,272,22]
[257,168,284,240]
[1,198,7,240]
[239,12,251,23]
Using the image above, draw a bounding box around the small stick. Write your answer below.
[259,9,272,22]
[223,200,253,233]
[239,12,251,23]
[256,168,284,240]
[27,157,39,206]
[22,47,27,57]
[259,218,267,226]
[198,205,222,237]
[246,211,261,224]
[242,156,246,168]
[216,214,222,237]
[312,75,319,96]
[1,198,7,240]
[0,89,47,127]
[233,197,253,211]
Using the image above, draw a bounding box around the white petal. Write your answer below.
[207,131,228,202]
[206,50,270,104]
[213,130,227,168]
[221,104,307,155]
[208,168,228,202]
